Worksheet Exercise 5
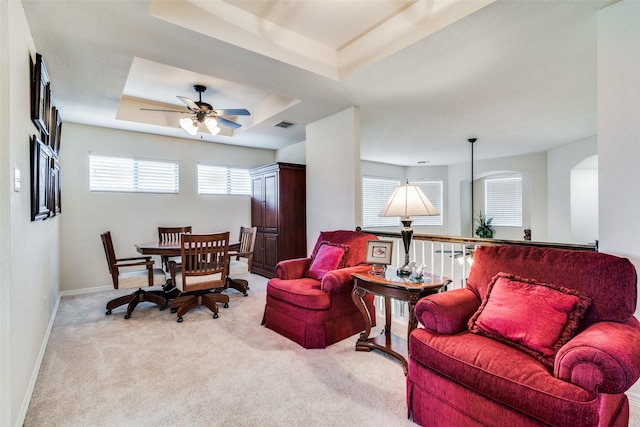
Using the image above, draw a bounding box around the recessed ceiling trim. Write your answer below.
[150,0,494,81]
[149,0,339,80]
[337,0,496,78]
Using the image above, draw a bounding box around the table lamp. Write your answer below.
[380,180,439,276]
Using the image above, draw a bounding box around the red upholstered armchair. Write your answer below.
[407,245,640,427]
[263,230,378,349]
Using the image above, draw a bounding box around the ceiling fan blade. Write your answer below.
[214,108,251,116]
[140,108,190,113]
[217,117,242,129]
[177,96,200,111]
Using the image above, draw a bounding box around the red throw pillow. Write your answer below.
[468,272,592,369]
[307,242,347,280]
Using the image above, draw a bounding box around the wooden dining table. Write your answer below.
[135,241,240,257]
[135,240,247,297]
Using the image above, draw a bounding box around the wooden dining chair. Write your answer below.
[226,226,257,296]
[100,231,167,318]
[158,226,192,271]
[168,232,231,322]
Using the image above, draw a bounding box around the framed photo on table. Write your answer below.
[365,240,393,265]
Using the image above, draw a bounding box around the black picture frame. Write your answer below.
[49,99,62,155]
[30,135,52,221]
[49,158,61,215]
[31,53,50,136]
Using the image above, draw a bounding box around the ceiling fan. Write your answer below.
[141,84,250,136]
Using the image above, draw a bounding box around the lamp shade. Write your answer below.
[204,117,220,135]
[380,181,439,219]
[179,117,198,136]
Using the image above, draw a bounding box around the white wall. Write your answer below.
[597,0,640,402]
[306,108,361,252]
[547,136,597,242]
[2,2,60,426]
[449,151,548,240]
[60,123,274,292]
[0,2,11,425]
[275,140,306,164]
[570,169,598,245]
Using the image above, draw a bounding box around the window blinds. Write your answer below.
[89,154,179,193]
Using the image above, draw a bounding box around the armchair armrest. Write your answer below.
[555,317,640,394]
[114,256,154,269]
[321,265,371,294]
[414,288,481,335]
[275,257,312,280]
[168,260,181,281]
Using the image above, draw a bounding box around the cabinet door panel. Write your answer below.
[263,233,279,273]
[252,231,265,270]
[263,172,278,233]
[251,176,264,229]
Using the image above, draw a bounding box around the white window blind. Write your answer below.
[485,176,522,226]
[89,154,179,193]
[198,164,251,195]
[362,177,401,227]
[411,180,443,226]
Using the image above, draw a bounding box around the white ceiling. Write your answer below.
[21,0,608,166]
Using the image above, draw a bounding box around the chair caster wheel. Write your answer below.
[177,317,183,323]
[243,293,248,297]
[106,310,112,315]
[159,306,166,311]
[213,313,219,319]
[224,303,229,308]
[124,314,131,319]
[171,308,177,313]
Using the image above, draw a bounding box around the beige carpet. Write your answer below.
[24,273,414,427]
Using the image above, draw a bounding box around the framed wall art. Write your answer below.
[31,53,50,136]
[49,97,62,155]
[30,135,52,221]
[49,158,61,215]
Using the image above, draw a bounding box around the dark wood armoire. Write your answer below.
[250,163,306,278]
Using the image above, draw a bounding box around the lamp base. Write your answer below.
[397,264,412,276]
[398,219,413,276]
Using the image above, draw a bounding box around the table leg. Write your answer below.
[384,296,392,334]
[352,284,408,375]
[352,286,373,341]
[407,294,421,343]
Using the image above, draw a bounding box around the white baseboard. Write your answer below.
[15,285,112,427]
[15,293,61,427]
[59,285,112,297]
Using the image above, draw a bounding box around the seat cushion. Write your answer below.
[409,328,597,426]
[119,268,166,290]
[267,277,330,310]
[175,272,223,291]
[468,272,592,368]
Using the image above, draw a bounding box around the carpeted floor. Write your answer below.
[24,273,414,427]
[24,272,640,426]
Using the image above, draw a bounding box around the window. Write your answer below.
[485,176,522,226]
[89,154,179,193]
[411,180,443,226]
[198,164,251,195]
[362,177,401,227]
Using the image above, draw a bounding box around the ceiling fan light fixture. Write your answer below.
[179,117,198,136]
[204,117,220,135]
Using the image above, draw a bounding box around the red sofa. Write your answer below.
[263,230,378,349]
[407,245,640,427]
